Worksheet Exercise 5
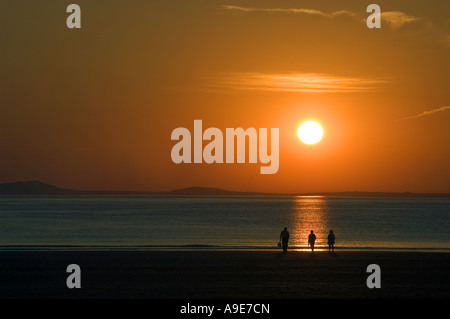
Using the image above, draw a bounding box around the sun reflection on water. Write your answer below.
[289,196,331,251]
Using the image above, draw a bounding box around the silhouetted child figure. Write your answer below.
[308,230,316,252]
[328,229,335,253]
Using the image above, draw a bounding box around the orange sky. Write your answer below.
[0,0,449,193]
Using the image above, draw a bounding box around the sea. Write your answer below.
[0,195,449,251]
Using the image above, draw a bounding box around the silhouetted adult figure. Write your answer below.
[328,229,335,253]
[308,230,316,252]
[280,227,290,252]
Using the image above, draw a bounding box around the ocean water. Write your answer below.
[0,195,449,251]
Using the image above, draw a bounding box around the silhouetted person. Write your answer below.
[280,227,290,252]
[328,230,335,252]
[308,230,316,252]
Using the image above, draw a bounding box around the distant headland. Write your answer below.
[0,181,448,198]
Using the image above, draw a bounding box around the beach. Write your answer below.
[0,250,449,299]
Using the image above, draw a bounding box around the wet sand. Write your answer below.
[0,250,449,299]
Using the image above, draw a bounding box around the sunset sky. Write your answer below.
[1,0,449,193]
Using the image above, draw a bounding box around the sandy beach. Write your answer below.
[0,250,448,299]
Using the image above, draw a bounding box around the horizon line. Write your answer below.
[0,180,449,197]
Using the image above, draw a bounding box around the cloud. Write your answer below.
[398,106,450,121]
[222,5,424,30]
[206,72,386,93]
[221,5,357,19]
[380,11,421,29]
[222,4,450,50]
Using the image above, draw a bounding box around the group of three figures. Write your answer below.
[279,227,335,252]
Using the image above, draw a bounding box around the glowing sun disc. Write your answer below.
[297,121,323,145]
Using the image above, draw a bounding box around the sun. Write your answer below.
[297,121,323,145]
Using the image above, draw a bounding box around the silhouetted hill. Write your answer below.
[0,181,449,198]
[0,181,79,195]
[0,181,144,195]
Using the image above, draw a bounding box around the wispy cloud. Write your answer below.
[221,4,357,19]
[380,11,421,29]
[398,106,450,121]
[222,4,423,30]
[206,72,386,93]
